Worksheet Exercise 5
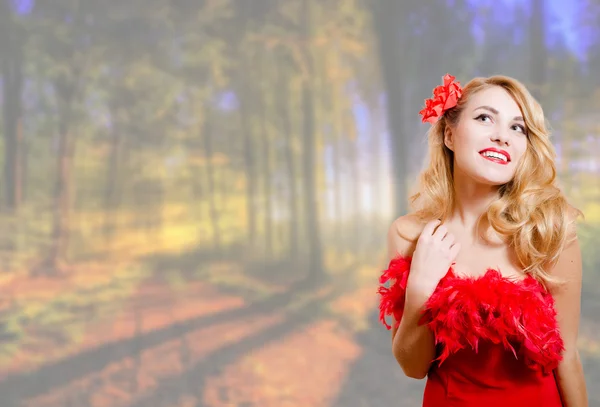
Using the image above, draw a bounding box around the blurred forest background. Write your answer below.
[0,0,599,406]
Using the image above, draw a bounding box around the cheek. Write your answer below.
[453,123,479,149]
[453,132,477,156]
[514,139,529,161]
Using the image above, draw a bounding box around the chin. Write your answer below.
[469,172,513,186]
[457,165,513,187]
[481,178,510,186]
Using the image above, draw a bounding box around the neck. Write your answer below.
[449,168,500,235]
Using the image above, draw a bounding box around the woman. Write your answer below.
[378,74,588,406]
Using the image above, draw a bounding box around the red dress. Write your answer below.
[378,255,564,407]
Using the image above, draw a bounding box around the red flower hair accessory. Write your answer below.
[419,73,463,124]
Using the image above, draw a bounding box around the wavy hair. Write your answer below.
[409,75,582,287]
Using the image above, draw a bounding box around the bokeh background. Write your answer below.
[0,0,599,406]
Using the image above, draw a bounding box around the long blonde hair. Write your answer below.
[409,75,582,287]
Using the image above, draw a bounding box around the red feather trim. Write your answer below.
[377,255,411,329]
[377,255,564,374]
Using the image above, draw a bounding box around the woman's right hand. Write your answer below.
[408,219,461,296]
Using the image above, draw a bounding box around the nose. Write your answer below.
[491,128,510,146]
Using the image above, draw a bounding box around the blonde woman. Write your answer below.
[378,74,588,406]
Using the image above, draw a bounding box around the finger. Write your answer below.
[442,233,455,247]
[433,224,448,242]
[421,219,441,238]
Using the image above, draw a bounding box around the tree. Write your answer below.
[529,0,548,101]
[369,0,476,217]
[0,0,25,211]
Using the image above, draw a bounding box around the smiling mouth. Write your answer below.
[480,151,509,164]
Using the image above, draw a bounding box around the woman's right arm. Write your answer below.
[387,216,459,379]
[392,286,436,379]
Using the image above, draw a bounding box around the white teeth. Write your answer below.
[481,151,508,162]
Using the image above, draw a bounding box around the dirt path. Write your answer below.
[0,274,368,407]
[2,274,598,407]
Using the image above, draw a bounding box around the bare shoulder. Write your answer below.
[565,204,583,241]
[387,213,427,259]
[546,204,583,293]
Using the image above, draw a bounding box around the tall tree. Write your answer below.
[369,1,409,217]
[201,104,223,254]
[30,0,101,274]
[257,55,274,258]
[300,0,324,279]
[0,1,25,211]
[275,53,300,260]
[232,4,259,251]
[529,0,548,101]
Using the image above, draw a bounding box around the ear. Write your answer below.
[444,125,454,151]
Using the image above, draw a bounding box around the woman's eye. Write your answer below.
[512,124,526,133]
[475,114,492,122]
[475,114,527,134]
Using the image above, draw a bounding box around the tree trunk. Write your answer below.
[371,104,386,243]
[38,86,76,276]
[301,0,323,280]
[202,106,222,254]
[369,2,409,217]
[0,6,24,211]
[238,79,258,250]
[348,131,362,251]
[191,161,205,224]
[258,59,273,258]
[529,0,547,101]
[103,104,123,241]
[328,56,343,250]
[234,3,258,254]
[276,61,299,260]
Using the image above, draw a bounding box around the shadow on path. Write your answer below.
[121,283,347,407]
[330,309,425,407]
[0,273,329,406]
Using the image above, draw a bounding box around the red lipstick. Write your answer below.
[479,147,511,164]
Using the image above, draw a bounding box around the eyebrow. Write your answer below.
[474,105,524,122]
